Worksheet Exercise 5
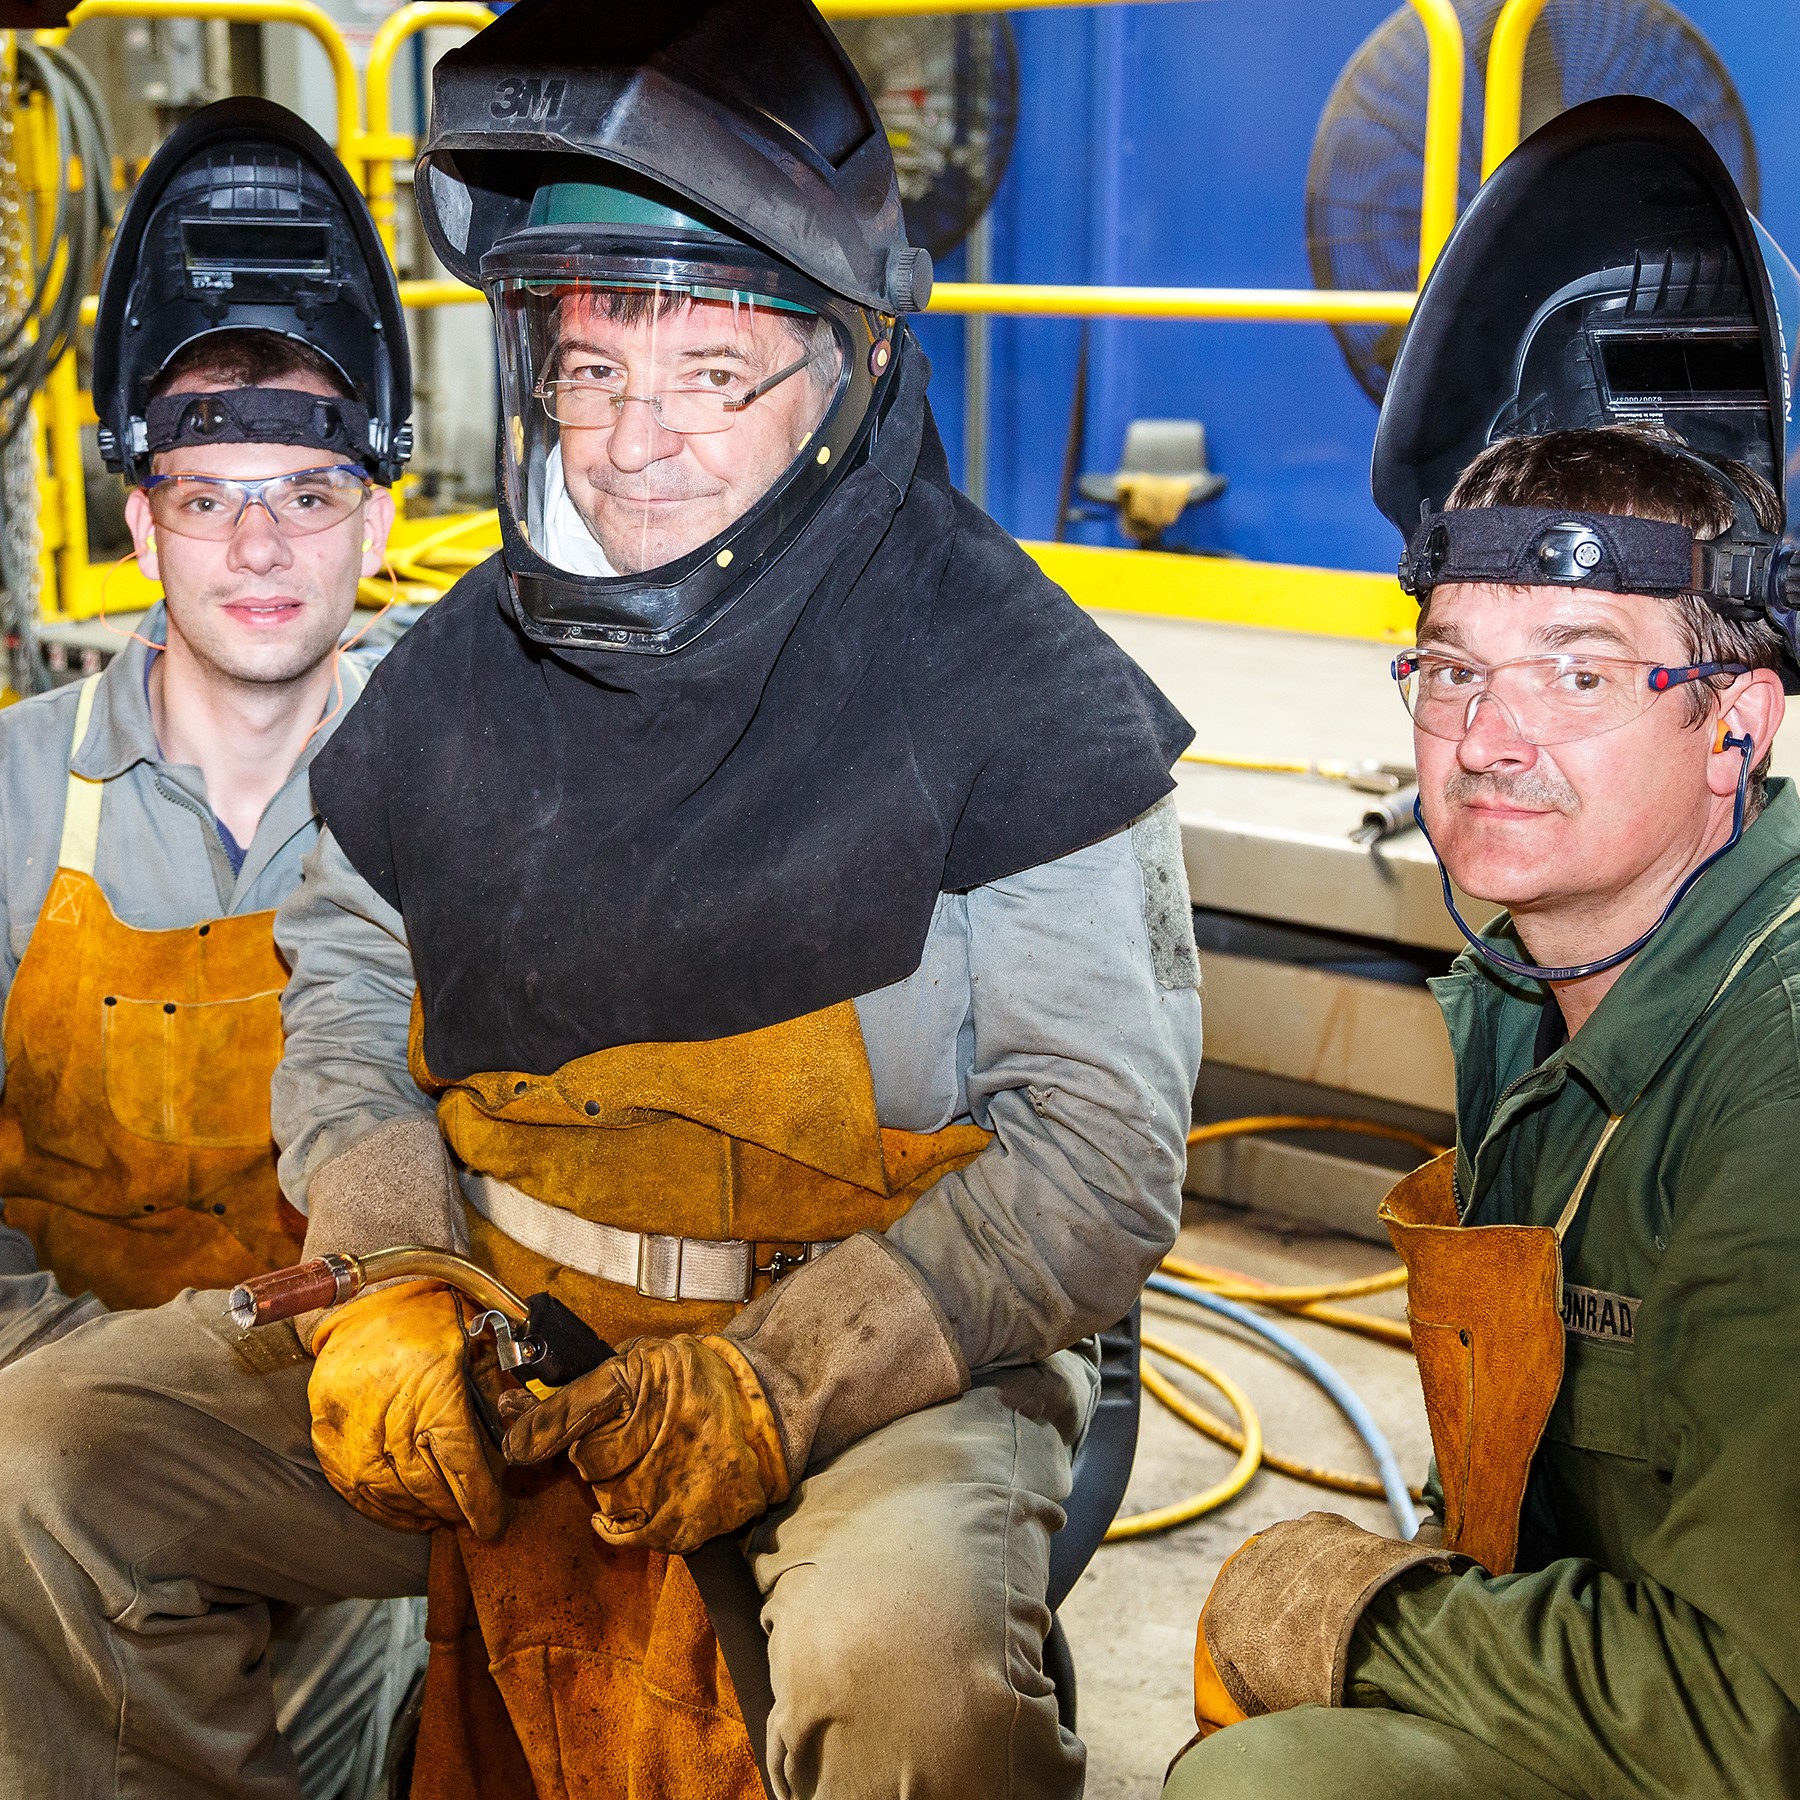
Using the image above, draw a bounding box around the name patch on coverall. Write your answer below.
[1561,1284,1638,1343]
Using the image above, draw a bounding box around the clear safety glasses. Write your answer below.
[534,349,817,434]
[140,465,371,541]
[1393,649,1751,747]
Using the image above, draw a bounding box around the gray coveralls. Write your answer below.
[0,773,1200,1797]
[0,614,425,1799]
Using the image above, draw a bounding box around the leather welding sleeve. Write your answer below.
[874,800,1203,1372]
[272,829,462,1253]
[1193,1514,1467,1729]
[1344,1102,1800,1799]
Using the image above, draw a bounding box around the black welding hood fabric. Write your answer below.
[310,343,1192,1078]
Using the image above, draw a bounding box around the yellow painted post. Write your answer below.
[1407,0,1465,281]
[360,2,491,258]
[61,1,362,165]
[1481,0,1550,181]
[44,350,88,623]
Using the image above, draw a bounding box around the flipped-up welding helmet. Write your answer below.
[1373,96,1800,686]
[93,98,411,486]
[414,0,932,655]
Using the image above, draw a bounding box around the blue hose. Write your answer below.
[1145,1273,1420,1538]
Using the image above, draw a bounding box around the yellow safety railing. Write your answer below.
[50,1,361,159]
[1480,0,1549,180]
[1410,0,1464,277]
[22,0,1471,623]
[360,1,490,256]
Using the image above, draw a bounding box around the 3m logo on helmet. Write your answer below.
[491,78,567,122]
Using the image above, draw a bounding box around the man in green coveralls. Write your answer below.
[1167,99,1800,1798]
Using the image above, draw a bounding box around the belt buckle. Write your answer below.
[636,1233,683,1301]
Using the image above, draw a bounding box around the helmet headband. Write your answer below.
[144,386,371,464]
[1401,506,1697,599]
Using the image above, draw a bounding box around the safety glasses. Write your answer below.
[140,465,372,541]
[1393,649,1751,747]
[534,350,816,435]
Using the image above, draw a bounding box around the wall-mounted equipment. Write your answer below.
[1306,0,1757,404]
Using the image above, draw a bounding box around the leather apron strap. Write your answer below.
[56,672,104,876]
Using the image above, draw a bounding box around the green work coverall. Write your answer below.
[1169,777,1800,1799]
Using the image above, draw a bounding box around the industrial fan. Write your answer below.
[1307,0,1759,403]
[832,16,1019,260]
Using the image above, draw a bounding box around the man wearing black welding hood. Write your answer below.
[0,4,1203,1796]
[1167,98,1800,1800]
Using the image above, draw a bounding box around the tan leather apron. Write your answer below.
[408,999,991,1800]
[1380,895,1800,1575]
[0,673,304,1311]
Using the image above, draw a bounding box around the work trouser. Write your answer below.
[0,1258,430,1800]
[1163,1707,1575,1799]
[0,1286,1094,1800]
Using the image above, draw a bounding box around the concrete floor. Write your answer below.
[1059,1199,1432,1800]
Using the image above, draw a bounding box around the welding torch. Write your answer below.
[227,1248,780,1799]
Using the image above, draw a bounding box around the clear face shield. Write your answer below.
[492,271,850,582]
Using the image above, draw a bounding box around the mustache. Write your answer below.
[1442,766,1579,812]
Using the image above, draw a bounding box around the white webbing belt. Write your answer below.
[463,1171,838,1303]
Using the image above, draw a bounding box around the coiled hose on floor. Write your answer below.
[1105,1115,1438,1543]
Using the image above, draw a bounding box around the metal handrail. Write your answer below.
[360,1,490,255]
[382,276,1419,323]
[24,0,1472,623]
[51,0,361,157]
[816,0,1196,12]
[1409,0,1464,277]
[1480,0,1549,180]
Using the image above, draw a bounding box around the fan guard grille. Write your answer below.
[834,16,1020,262]
[1307,0,1759,403]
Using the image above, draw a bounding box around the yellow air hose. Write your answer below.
[1108,1114,1446,1537]
[1107,1334,1262,1538]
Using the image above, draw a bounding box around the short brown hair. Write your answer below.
[148,329,352,402]
[1447,423,1783,806]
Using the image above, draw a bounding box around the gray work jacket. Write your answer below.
[0,606,371,1089]
[272,800,1204,1370]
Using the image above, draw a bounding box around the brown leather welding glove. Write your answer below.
[308,1279,506,1541]
[1197,1512,1471,1721]
[503,1334,789,1555]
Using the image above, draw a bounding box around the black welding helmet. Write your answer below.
[413,0,930,655]
[1373,96,1800,681]
[92,97,410,486]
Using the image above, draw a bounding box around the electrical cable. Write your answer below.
[1159,1379,1426,1503]
[1145,1273,1420,1539]
[1103,1112,1441,1542]
[1106,1334,1262,1539]
[0,42,116,435]
[0,42,117,698]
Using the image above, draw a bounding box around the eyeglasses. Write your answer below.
[140,465,372,542]
[534,351,816,434]
[1392,649,1751,747]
